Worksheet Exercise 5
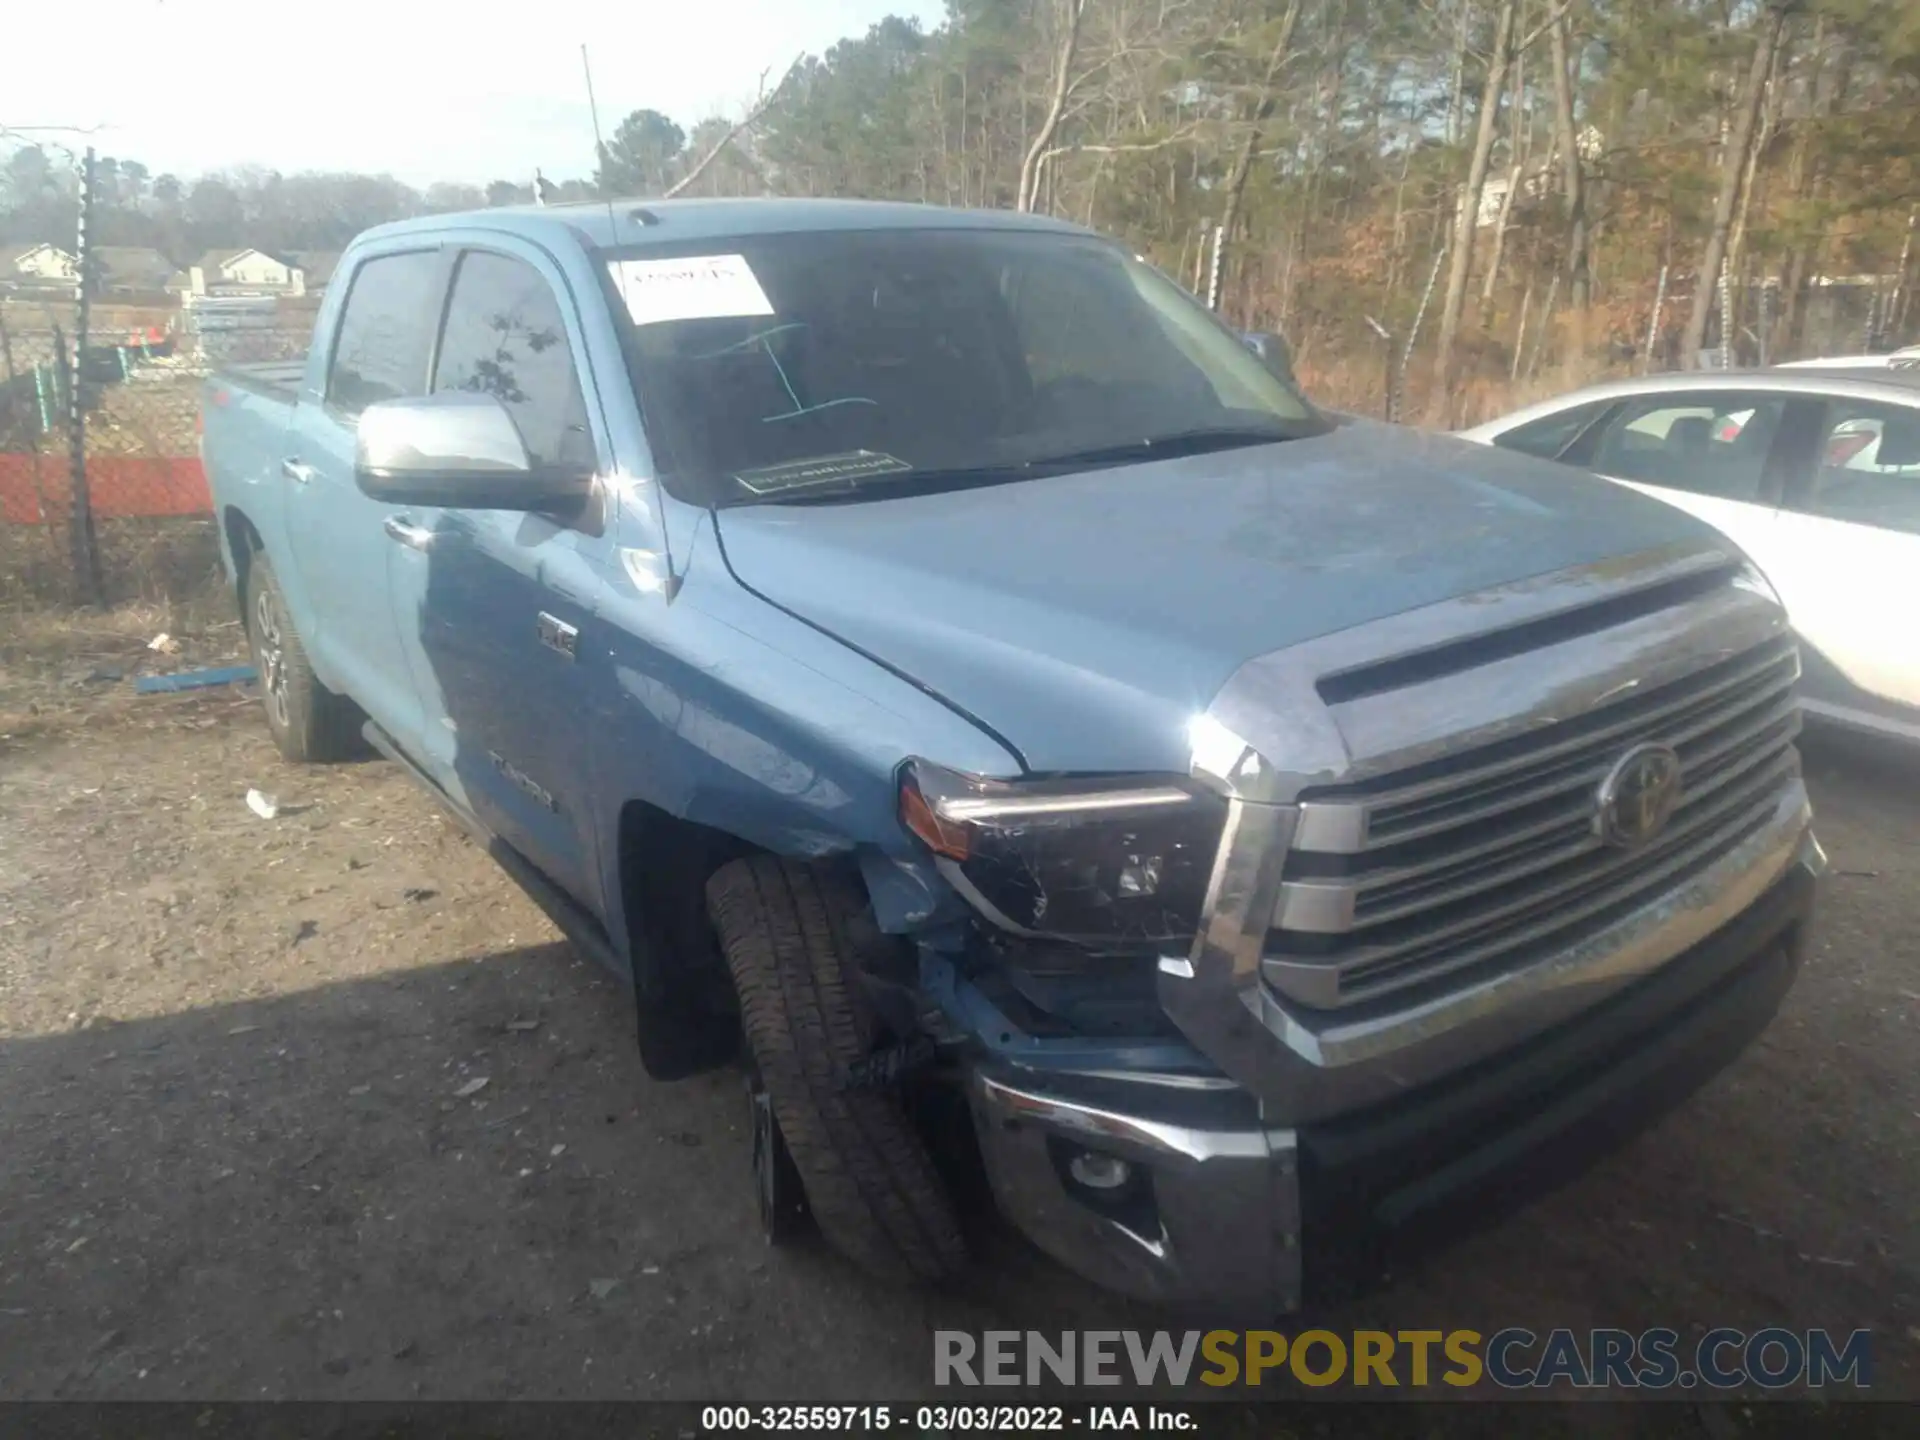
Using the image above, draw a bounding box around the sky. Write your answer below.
[5,0,950,188]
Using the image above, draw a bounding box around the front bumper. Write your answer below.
[969,842,1820,1312]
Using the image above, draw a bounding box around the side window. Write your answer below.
[1588,391,1787,502]
[326,251,440,413]
[1493,402,1606,461]
[1809,399,1920,536]
[432,251,594,470]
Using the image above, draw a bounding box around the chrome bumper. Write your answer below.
[972,836,1822,1312]
[969,1067,1302,1311]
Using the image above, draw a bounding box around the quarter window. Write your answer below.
[1809,399,1920,536]
[1491,402,1606,461]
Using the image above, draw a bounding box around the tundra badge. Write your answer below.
[537,612,578,660]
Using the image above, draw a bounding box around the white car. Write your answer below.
[1776,345,1920,371]
[1461,366,1920,746]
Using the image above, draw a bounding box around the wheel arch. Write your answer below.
[222,505,263,621]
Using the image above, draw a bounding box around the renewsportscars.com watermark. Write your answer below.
[934,1328,1874,1391]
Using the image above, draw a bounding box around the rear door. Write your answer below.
[283,247,446,754]
[396,240,611,908]
[1765,395,1920,712]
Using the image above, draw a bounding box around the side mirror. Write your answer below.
[354,393,592,510]
[1242,330,1295,385]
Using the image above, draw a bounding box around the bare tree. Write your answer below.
[1546,2,1589,311]
[1434,0,1521,398]
[1683,2,1794,365]
[1019,0,1089,213]
[1216,0,1305,247]
[664,57,801,200]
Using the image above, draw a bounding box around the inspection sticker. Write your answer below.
[607,254,775,326]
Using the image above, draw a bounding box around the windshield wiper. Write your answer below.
[1025,425,1306,469]
[741,425,1310,505]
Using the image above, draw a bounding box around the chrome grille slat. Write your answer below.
[1333,789,1786,1003]
[1275,685,1802,933]
[1265,634,1803,1008]
[1344,742,1796,938]
[1277,753,1797,1000]
[1351,692,1801,920]
[1298,638,1797,853]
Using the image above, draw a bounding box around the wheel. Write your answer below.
[706,855,967,1284]
[748,1062,810,1245]
[244,555,360,763]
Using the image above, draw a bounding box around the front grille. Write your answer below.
[1266,634,1802,1008]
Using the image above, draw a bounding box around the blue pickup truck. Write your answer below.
[202,198,1824,1309]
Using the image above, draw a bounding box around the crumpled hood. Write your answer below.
[713,419,1727,774]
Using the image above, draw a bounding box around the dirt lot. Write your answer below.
[1,669,1917,1418]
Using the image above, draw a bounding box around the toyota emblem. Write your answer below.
[1595,743,1684,849]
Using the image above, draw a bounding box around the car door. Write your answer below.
[1763,395,1920,714]
[394,241,611,908]
[283,247,446,756]
[1558,388,1811,597]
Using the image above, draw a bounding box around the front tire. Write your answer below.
[707,856,967,1284]
[244,556,360,764]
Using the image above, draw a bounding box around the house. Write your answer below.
[175,248,308,296]
[285,250,342,293]
[92,246,176,294]
[0,242,79,288]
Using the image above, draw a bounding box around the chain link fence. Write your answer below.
[1,167,316,608]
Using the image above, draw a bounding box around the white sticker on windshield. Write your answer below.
[607,254,774,326]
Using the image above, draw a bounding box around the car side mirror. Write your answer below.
[1242,330,1295,385]
[354,393,592,510]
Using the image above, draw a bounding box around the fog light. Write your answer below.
[1067,1150,1132,1191]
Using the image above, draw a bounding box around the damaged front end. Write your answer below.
[879,546,1821,1315]
[888,757,1295,1309]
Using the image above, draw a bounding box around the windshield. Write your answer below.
[599,228,1325,505]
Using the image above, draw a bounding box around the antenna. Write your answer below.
[580,42,681,602]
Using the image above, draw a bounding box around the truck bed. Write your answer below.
[218,359,308,403]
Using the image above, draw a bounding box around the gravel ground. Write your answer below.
[0,690,1915,1421]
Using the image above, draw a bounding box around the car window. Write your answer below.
[1491,401,1606,461]
[432,251,595,470]
[326,251,440,413]
[1809,399,1920,536]
[1588,392,1786,502]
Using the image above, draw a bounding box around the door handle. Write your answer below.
[281,458,317,485]
[383,515,434,551]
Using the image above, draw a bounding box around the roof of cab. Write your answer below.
[352,197,1096,253]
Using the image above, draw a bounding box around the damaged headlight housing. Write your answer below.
[897,759,1228,945]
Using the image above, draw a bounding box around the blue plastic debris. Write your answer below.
[134,665,258,694]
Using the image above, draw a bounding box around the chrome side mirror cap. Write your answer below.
[354,393,591,510]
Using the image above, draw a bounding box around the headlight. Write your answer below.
[897,759,1228,945]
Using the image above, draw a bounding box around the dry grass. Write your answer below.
[0,527,241,746]
[0,514,223,610]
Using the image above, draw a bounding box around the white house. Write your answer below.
[0,242,79,286]
[178,249,307,296]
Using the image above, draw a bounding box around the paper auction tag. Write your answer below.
[607,254,775,326]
